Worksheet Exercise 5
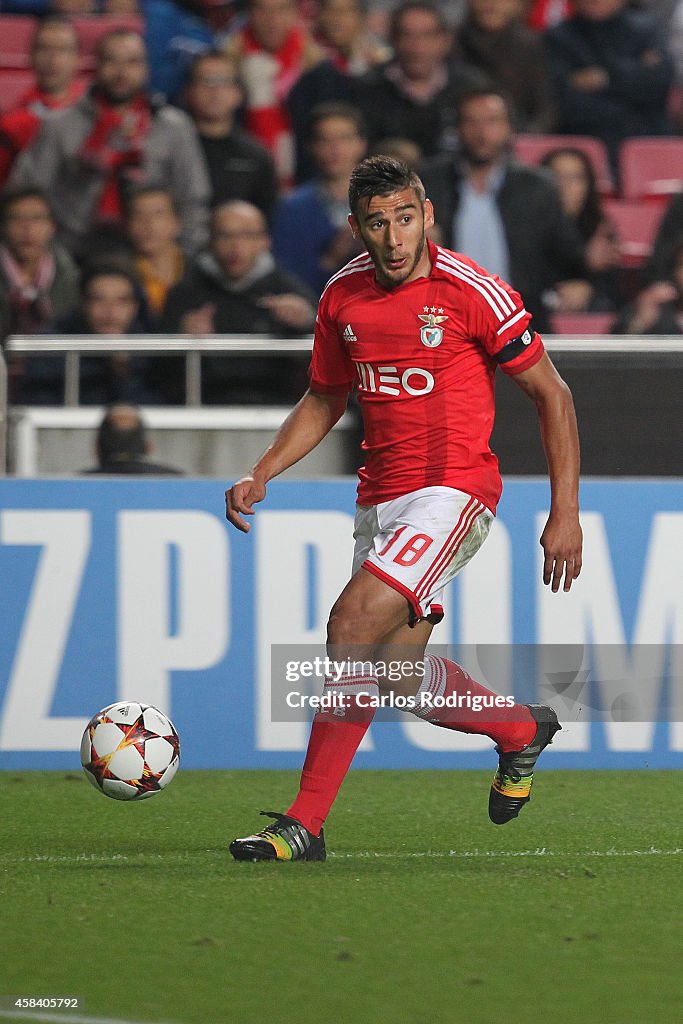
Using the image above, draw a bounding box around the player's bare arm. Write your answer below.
[225,388,349,532]
[512,352,583,593]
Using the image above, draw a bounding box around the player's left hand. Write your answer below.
[540,512,583,593]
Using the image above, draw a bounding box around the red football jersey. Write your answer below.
[310,240,544,512]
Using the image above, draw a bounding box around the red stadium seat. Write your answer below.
[603,199,666,268]
[619,137,683,202]
[0,16,35,69]
[0,69,35,113]
[513,134,615,196]
[549,312,617,335]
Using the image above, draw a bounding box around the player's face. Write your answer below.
[350,188,434,289]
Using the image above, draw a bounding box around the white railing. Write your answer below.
[1,333,682,475]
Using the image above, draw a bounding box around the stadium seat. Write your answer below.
[619,137,683,202]
[549,312,617,335]
[0,16,35,69]
[603,199,666,268]
[512,133,615,195]
[0,69,35,113]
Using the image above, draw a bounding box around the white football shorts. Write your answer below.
[352,486,493,624]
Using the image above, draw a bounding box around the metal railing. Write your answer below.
[1,333,682,476]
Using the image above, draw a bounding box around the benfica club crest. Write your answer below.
[418,310,448,347]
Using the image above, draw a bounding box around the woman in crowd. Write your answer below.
[541,145,622,311]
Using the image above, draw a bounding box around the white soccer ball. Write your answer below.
[80,702,180,801]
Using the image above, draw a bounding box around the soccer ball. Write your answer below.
[80,701,180,801]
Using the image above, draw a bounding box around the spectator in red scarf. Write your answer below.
[9,29,211,259]
[0,187,80,345]
[0,17,85,188]
[223,0,325,189]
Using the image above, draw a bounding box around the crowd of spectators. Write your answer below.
[0,0,682,410]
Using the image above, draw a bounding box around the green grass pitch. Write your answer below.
[1,770,681,1024]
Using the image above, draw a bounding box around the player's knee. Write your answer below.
[327,600,378,647]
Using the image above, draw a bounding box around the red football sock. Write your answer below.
[286,670,378,836]
[414,655,536,752]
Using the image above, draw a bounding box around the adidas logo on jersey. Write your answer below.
[343,323,358,344]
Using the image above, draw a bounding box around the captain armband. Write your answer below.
[494,325,538,365]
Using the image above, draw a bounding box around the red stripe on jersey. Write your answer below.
[496,307,529,336]
[436,249,517,318]
[321,254,373,297]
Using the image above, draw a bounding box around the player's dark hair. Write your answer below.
[97,405,147,464]
[348,156,425,217]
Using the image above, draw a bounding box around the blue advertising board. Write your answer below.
[0,478,681,769]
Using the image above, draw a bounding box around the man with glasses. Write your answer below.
[185,51,278,219]
[157,200,315,404]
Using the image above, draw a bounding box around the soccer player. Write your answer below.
[225,156,582,862]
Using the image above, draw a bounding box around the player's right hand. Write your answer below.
[225,475,266,533]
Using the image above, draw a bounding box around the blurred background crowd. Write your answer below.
[1,0,683,412]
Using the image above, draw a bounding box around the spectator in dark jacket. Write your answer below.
[17,263,158,406]
[82,403,184,475]
[540,145,622,309]
[352,1,488,158]
[421,85,586,331]
[612,237,683,334]
[543,0,674,172]
[645,189,683,284]
[457,0,557,132]
[158,200,316,404]
[184,50,279,219]
[272,103,366,296]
